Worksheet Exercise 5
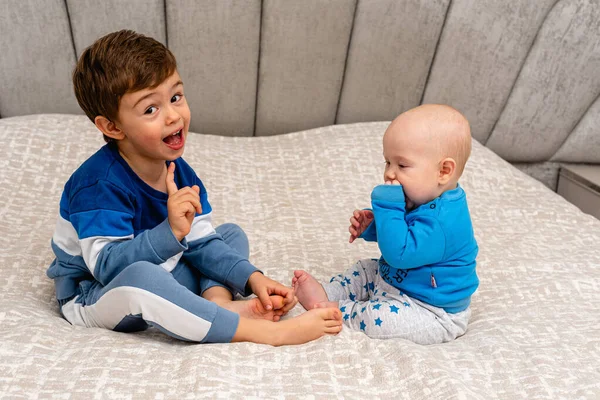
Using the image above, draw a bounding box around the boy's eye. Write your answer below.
[144,106,157,115]
[398,164,406,168]
[171,94,182,103]
[384,161,390,166]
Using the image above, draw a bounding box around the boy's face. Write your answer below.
[382,116,443,210]
[114,70,191,165]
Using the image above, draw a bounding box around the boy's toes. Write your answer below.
[318,307,341,321]
[325,324,343,334]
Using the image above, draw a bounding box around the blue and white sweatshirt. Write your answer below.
[47,142,258,301]
[360,184,479,313]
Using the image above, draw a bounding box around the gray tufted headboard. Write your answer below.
[1,0,599,189]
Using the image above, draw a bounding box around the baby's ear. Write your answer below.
[94,116,125,141]
[438,157,456,185]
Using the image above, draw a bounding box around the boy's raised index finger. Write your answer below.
[165,162,178,196]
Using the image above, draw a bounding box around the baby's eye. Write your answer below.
[384,161,390,166]
[171,94,183,103]
[144,106,157,115]
[398,164,406,168]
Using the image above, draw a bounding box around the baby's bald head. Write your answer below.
[388,104,472,176]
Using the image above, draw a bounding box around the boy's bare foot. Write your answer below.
[314,301,339,309]
[274,308,343,345]
[292,270,329,311]
[232,307,343,346]
[219,296,286,322]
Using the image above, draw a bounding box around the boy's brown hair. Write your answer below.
[73,30,177,142]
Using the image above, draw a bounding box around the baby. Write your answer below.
[293,104,479,344]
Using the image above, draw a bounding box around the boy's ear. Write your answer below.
[438,157,456,185]
[94,116,124,140]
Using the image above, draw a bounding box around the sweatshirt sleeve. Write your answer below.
[183,224,259,296]
[358,209,378,242]
[181,174,259,296]
[70,180,186,285]
[371,185,445,270]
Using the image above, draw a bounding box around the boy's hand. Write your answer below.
[349,209,374,243]
[247,272,297,312]
[166,163,202,242]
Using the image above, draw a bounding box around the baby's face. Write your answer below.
[382,118,442,210]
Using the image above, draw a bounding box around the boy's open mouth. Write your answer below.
[163,129,184,149]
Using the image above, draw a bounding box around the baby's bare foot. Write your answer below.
[220,296,286,322]
[275,308,343,346]
[291,270,329,311]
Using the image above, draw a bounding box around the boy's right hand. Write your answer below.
[349,209,374,243]
[166,163,202,242]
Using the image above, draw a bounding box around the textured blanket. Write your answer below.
[1,115,598,398]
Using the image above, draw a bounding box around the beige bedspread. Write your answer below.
[1,115,598,399]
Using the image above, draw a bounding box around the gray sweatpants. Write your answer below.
[323,259,471,344]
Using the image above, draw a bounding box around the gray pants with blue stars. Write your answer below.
[322,259,471,344]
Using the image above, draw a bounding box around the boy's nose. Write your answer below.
[165,105,181,125]
[385,169,396,180]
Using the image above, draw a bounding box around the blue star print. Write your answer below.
[361,307,366,313]
[349,293,356,301]
[363,284,368,291]
[368,282,375,291]
[344,277,351,285]
[344,314,349,321]
[372,303,381,310]
[360,320,366,331]
[353,271,360,277]
[389,305,399,314]
[352,312,357,319]
[340,306,346,312]
[374,318,382,326]
[340,281,346,287]
[403,302,410,307]
[382,292,387,297]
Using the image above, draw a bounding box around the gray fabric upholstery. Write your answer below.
[422,0,556,143]
[486,0,600,162]
[336,0,449,124]
[0,0,599,186]
[255,0,355,136]
[512,161,562,190]
[0,0,80,116]
[167,0,261,136]
[552,94,600,163]
[67,0,166,57]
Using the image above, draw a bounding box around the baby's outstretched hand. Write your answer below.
[166,163,202,241]
[349,209,374,243]
[247,272,297,313]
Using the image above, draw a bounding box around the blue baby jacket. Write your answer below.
[360,184,479,313]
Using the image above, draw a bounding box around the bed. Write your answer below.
[1,0,599,398]
[0,115,598,398]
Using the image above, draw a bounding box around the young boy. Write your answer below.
[47,30,342,346]
[292,104,479,344]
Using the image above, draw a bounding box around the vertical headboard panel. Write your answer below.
[336,0,449,125]
[485,0,600,162]
[552,95,600,164]
[254,0,356,136]
[0,0,80,117]
[67,0,166,56]
[167,0,261,136]
[422,0,557,143]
